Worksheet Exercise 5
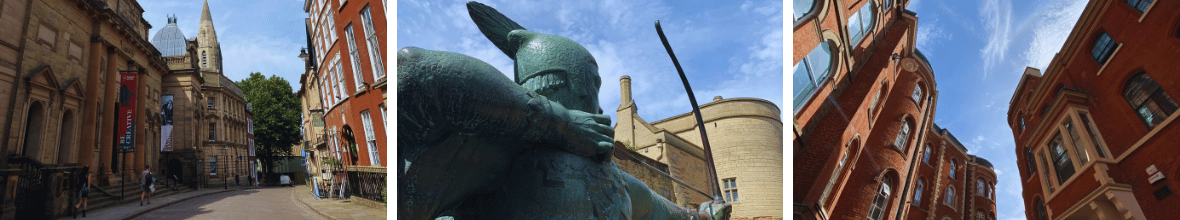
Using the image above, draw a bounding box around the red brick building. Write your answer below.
[793,0,997,219]
[1006,0,1180,219]
[302,0,386,202]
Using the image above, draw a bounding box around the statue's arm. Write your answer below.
[625,172,729,220]
[397,47,612,157]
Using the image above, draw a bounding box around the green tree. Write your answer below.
[237,72,301,181]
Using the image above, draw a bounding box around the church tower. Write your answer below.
[196,0,222,73]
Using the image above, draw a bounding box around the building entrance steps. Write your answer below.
[80,181,197,217]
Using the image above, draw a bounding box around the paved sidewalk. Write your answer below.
[59,187,240,220]
[293,185,386,220]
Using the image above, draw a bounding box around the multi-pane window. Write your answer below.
[723,178,738,202]
[945,186,955,205]
[1039,152,1055,193]
[361,110,380,166]
[923,145,932,164]
[1127,0,1153,13]
[870,84,883,115]
[894,119,911,148]
[793,42,832,110]
[1079,113,1108,158]
[1091,32,1117,64]
[345,24,365,90]
[977,179,985,195]
[867,176,891,220]
[912,84,923,102]
[1063,118,1090,164]
[913,179,924,205]
[333,55,345,101]
[208,123,216,141]
[361,6,386,80]
[1048,133,1076,184]
[819,149,850,205]
[847,2,875,46]
[208,97,215,109]
[1124,73,1178,129]
[379,105,387,130]
[1035,199,1048,220]
[326,9,337,43]
[209,157,217,175]
[1026,148,1038,175]
[949,161,957,178]
[793,0,815,21]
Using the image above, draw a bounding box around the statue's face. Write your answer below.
[514,33,602,113]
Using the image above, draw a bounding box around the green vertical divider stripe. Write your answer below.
[391,0,401,218]
[783,0,792,218]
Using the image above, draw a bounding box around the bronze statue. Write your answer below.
[397,2,730,219]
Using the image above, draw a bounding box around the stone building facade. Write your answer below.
[613,75,784,219]
[301,0,386,203]
[0,0,169,218]
[792,0,997,220]
[1006,1,1180,219]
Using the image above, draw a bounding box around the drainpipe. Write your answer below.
[894,89,937,220]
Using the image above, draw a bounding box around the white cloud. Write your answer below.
[994,168,1003,176]
[979,0,1013,79]
[1023,0,1087,70]
[916,16,951,52]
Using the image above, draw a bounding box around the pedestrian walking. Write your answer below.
[74,167,91,218]
[140,165,154,206]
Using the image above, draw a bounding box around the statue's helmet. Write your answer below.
[468,1,601,113]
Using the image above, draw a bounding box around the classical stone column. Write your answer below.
[78,40,104,170]
[134,69,146,174]
[99,50,119,184]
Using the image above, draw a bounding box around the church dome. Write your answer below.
[152,16,187,57]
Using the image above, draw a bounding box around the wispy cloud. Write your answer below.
[1023,0,1088,70]
[979,0,1013,79]
[916,15,951,52]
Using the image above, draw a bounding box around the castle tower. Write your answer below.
[196,0,222,73]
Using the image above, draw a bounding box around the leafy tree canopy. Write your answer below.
[237,72,301,174]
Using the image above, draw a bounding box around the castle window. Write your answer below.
[866,176,891,220]
[1126,0,1153,13]
[847,2,875,46]
[1090,32,1117,65]
[894,118,911,149]
[1124,72,1178,130]
[722,178,738,202]
[793,42,832,111]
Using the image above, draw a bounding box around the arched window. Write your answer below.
[923,145,932,163]
[867,176,891,220]
[950,160,957,178]
[1127,0,1153,13]
[977,179,985,195]
[1025,148,1037,175]
[793,0,816,21]
[894,118,911,148]
[793,42,833,111]
[913,179,924,205]
[1035,199,1048,220]
[1019,115,1026,131]
[1124,72,1178,129]
[847,2,875,46]
[912,84,923,102]
[1091,32,1117,64]
[869,84,883,115]
[945,186,955,205]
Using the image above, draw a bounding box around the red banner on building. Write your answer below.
[118,70,137,152]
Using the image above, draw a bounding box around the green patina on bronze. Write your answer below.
[397,2,730,219]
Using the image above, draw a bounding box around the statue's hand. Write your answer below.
[556,109,614,158]
[697,201,731,220]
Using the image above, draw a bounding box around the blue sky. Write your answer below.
[397,0,784,123]
[901,0,1087,219]
[142,0,310,90]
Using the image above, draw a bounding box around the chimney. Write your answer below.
[620,75,632,109]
